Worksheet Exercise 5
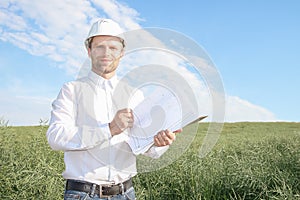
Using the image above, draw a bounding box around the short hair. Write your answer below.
[87,37,125,49]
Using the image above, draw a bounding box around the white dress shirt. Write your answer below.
[46,71,168,184]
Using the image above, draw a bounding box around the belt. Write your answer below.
[66,178,133,198]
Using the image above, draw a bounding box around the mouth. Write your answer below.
[100,58,112,62]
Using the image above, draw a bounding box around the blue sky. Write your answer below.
[0,0,299,125]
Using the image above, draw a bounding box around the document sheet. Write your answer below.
[126,87,205,155]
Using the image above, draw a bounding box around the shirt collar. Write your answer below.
[88,71,118,90]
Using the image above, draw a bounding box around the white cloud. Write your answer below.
[0,91,53,126]
[0,0,278,125]
[0,0,9,7]
[0,8,27,31]
[0,0,99,75]
[0,0,145,76]
[91,0,142,30]
[117,36,276,122]
[225,96,276,122]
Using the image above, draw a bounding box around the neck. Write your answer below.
[92,69,115,79]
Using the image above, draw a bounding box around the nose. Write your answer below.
[102,46,110,56]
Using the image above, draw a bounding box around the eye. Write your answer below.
[95,45,105,49]
[110,46,118,51]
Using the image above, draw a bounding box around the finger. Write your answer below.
[118,108,132,116]
[121,116,134,128]
[173,129,182,134]
[122,111,134,120]
[122,108,132,114]
[127,117,134,122]
[156,132,167,146]
[121,117,133,125]
[164,129,173,138]
[161,131,173,145]
[128,122,134,128]
[154,135,161,146]
[154,135,165,146]
[119,113,133,121]
[125,115,134,125]
[164,130,175,143]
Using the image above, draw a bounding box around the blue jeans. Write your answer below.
[64,187,136,200]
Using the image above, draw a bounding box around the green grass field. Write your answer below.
[1,122,299,199]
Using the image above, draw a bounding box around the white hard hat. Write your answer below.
[85,19,125,49]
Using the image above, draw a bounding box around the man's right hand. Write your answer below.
[109,108,134,136]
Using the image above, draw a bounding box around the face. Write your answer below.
[88,36,124,79]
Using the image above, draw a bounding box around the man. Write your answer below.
[47,19,178,200]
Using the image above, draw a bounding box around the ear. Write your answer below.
[120,48,125,58]
[87,47,91,58]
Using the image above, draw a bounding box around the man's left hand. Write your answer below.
[154,129,181,147]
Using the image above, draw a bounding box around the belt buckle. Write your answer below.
[99,184,112,198]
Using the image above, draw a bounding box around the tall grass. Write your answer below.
[1,122,299,199]
[134,122,300,199]
[0,125,65,199]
